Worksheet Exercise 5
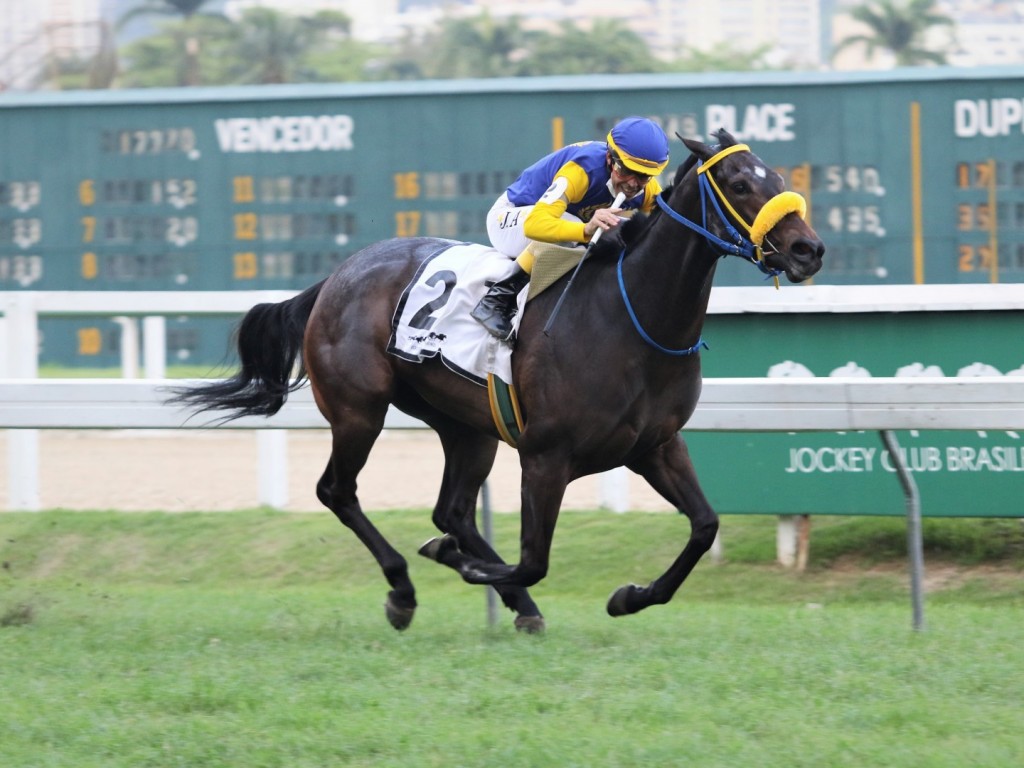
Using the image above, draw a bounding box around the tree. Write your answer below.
[518,19,660,76]
[832,0,955,67]
[119,7,374,87]
[117,0,227,85]
[119,15,234,88]
[663,43,778,73]
[378,15,662,80]
[226,8,353,84]
[380,13,535,80]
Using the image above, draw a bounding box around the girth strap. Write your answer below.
[487,373,524,448]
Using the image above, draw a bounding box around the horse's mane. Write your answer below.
[589,211,648,260]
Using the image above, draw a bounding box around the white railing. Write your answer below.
[3,375,1023,511]
[3,376,1024,432]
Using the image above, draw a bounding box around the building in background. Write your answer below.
[0,0,102,90]
[942,0,1024,67]
[645,0,822,67]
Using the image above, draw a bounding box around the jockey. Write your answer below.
[472,116,670,339]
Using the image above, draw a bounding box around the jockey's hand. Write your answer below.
[583,207,624,240]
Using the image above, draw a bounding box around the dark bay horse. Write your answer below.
[171,129,824,632]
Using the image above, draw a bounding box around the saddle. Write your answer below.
[387,240,588,448]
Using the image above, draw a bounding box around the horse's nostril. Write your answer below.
[793,239,825,260]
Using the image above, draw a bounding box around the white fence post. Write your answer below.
[4,293,40,510]
[114,317,139,378]
[599,467,629,512]
[7,430,39,510]
[257,429,289,509]
[768,359,815,566]
[142,316,167,379]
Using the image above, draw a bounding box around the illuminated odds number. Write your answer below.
[233,252,258,279]
[233,176,255,203]
[394,172,420,199]
[165,179,198,208]
[958,244,997,272]
[166,216,198,246]
[78,327,102,355]
[956,161,995,189]
[78,180,96,206]
[80,215,96,243]
[9,181,41,211]
[81,252,98,279]
[395,211,421,237]
[233,212,258,240]
[957,203,994,231]
[826,206,884,235]
[788,164,811,195]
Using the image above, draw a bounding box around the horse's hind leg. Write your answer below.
[418,421,545,632]
[317,417,417,631]
[609,434,719,617]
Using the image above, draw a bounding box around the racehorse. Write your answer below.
[170,129,824,633]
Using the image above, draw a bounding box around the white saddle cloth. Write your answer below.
[387,242,525,386]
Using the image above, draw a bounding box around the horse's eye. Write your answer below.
[730,181,750,194]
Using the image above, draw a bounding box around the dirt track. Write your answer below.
[0,430,674,513]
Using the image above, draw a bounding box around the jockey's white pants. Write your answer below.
[486,192,583,258]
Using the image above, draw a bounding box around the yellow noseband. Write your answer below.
[749,191,807,247]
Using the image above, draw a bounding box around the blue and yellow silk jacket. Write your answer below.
[505,141,663,245]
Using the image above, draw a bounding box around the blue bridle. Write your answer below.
[654,175,782,279]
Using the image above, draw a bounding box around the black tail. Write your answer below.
[167,279,327,420]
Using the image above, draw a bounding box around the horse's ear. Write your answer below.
[711,128,738,147]
[680,135,716,162]
[680,127,740,163]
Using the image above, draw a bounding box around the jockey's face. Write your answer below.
[609,153,651,199]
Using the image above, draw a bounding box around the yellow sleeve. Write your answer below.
[523,161,590,244]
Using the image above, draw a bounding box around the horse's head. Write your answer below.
[678,129,824,283]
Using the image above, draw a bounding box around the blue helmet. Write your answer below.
[606,117,670,175]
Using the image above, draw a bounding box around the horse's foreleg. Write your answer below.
[423,424,545,631]
[611,435,719,617]
[420,453,569,594]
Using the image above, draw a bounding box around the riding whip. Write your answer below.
[542,191,626,336]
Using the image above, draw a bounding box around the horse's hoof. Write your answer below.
[418,534,458,562]
[385,593,416,631]
[607,584,639,617]
[514,615,546,634]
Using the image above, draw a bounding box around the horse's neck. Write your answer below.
[621,212,719,348]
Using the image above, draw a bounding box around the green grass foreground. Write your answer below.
[1,510,1022,768]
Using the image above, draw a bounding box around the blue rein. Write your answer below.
[616,248,709,357]
[616,167,782,356]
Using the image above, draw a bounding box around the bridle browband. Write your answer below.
[617,143,808,356]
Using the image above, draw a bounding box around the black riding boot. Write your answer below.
[470,265,531,340]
